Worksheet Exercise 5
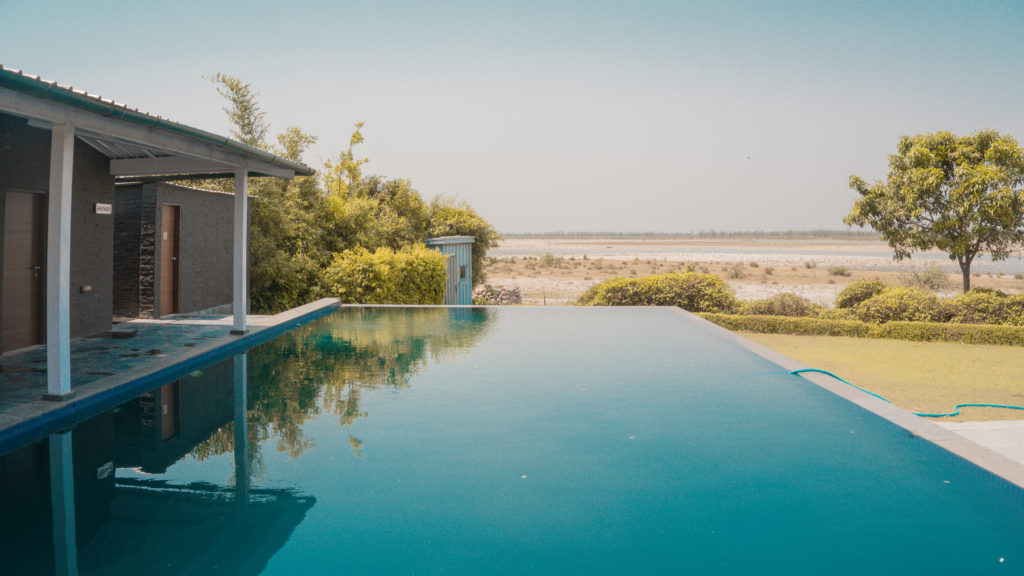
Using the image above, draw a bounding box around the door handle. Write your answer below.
[30,265,41,270]
[170,256,177,262]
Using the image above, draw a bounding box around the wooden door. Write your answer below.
[3,190,45,352]
[159,205,180,316]
[160,381,179,441]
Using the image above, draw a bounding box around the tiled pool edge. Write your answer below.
[680,308,1024,491]
[0,298,340,452]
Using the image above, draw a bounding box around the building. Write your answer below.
[0,66,315,399]
[425,235,475,305]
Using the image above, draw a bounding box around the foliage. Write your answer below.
[853,286,947,323]
[834,280,888,309]
[903,266,952,292]
[426,196,501,288]
[947,289,1009,325]
[701,313,1024,346]
[702,313,874,338]
[1006,294,1024,326]
[741,293,819,317]
[577,272,737,313]
[322,245,448,304]
[198,76,499,311]
[827,266,851,277]
[847,130,1024,292]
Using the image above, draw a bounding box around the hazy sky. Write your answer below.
[3,1,1023,233]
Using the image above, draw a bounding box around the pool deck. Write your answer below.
[0,298,340,450]
[688,310,1024,491]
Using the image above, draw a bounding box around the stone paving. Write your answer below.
[0,299,339,445]
[937,420,1024,467]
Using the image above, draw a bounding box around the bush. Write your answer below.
[700,314,874,338]
[947,289,1009,325]
[1003,294,1024,326]
[699,313,1024,346]
[834,280,887,309]
[577,272,737,313]
[742,293,819,317]
[322,244,448,304]
[853,286,948,323]
[904,266,952,291]
[828,266,852,277]
[816,307,857,321]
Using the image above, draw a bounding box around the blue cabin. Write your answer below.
[425,236,475,305]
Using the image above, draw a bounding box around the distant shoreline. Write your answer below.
[500,230,881,240]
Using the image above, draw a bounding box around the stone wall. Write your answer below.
[0,113,114,339]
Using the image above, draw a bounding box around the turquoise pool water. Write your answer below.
[2,307,1023,574]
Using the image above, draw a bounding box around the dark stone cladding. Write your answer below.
[0,113,114,339]
[114,182,234,318]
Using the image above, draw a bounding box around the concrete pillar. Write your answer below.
[45,124,74,400]
[232,168,248,334]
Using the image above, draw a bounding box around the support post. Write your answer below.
[233,352,249,506]
[232,167,248,334]
[49,432,79,576]
[45,124,75,400]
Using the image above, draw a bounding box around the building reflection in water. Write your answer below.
[0,307,493,575]
[0,352,314,576]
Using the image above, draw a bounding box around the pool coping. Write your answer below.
[0,298,340,452]
[679,307,1024,491]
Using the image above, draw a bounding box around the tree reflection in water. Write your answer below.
[191,307,492,469]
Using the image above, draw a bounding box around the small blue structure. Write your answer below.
[425,236,475,305]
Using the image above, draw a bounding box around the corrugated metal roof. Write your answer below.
[0,65,315,177]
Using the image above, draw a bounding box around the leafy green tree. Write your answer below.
[847,130,1024,292]
[426,196,501,288]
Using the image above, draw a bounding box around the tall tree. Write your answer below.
[426,196,501,288]
[846,130,1024,292]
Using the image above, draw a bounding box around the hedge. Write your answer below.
[577,272,737,313]
[322,244,448,304]
[699,313,1024,346]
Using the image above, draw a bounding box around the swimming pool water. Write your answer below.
[2,307,1022,574]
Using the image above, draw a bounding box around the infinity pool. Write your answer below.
[2,307,1022,574]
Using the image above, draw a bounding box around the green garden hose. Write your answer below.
[786,368,1024,418]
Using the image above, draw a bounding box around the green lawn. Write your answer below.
[747,333,1024,422]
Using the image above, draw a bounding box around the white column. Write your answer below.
[49,431,79,576]
[233,352,249,506]
[232,167,248,334]
[46,124,74,400]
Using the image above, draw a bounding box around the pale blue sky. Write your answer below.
[2,0,1022,233]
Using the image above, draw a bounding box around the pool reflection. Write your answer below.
[0,307,492,575]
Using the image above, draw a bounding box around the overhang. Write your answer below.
[0,65,315,180]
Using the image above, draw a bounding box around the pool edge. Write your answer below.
[677,307,1024,491]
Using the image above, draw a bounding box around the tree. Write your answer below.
[426,196,501,288]
[846,130,1024,292]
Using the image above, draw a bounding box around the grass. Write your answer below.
[747,333,1024,422]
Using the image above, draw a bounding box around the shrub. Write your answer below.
[322,244,448,304]
[804,260,816,269]
[816,307,857,321]
[828,266,852,277]
[577,272,737,313]
[539,252,564,267]
[904,266,952,291]
[1003,294,1024,326]
[741,293,818,317]
[854,286,946,323]
[947,289,1008,325]
[700,314,874,338]
[700,313,1024,346]
[834,280,887,309]
[725,263,747,279]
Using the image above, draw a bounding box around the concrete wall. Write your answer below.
[0,112,114,340]
[114,182,234,318]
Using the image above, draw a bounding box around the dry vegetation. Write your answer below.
[484,252,1024,306]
